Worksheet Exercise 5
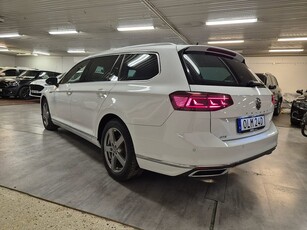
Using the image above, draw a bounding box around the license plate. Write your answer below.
[31,90,39,94]
[237,115,265,133]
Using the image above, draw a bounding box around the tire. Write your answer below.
[302,123,307,137]
[274,100,281,116]
[101,119,141,181]
[18,86,31,99]
[41,99,58,131]
[290,117,299,126]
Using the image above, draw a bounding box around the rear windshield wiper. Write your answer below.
[246,80,264,87]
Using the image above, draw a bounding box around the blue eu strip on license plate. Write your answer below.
[237,115,265,133]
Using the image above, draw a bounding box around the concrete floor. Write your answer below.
[0,103,306,230]
[0,186,135,230]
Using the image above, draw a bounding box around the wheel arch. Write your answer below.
[97,113,129,144]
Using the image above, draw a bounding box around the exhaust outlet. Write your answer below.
[188,169,228,178]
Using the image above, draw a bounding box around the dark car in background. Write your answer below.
[0,67,32,79]
[0,70,60,99]
[290,89,307,126]
[256,73,283,116]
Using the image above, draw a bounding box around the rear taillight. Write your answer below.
[169,91,233,111]
[271,95,275,105]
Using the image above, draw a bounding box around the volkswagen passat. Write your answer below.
[41,43,278,181]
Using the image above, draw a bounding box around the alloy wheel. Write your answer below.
[104,128,127,173]
[42,102,49,127]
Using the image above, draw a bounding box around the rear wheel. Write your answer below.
[274,100,282,116]
[301,113,307,137]
[41,99,58,130]
[290,111,300,126]
[101,119,141,181]
[19,86,31,99]
[302,123,307,137]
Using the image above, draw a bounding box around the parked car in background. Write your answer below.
[256,73,283,116]
[0,67,32,79]
[29,72,65,98]
[290,89,307,126]
[41,43,278,181]
[301,112,307,137]
[0,70,60,99]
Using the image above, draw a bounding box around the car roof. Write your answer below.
[83,43,245,63]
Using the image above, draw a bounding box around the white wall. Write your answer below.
[246,56,307,94]
[0,54,16,66]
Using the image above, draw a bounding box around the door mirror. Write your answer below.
[46,77,58,86]
[268,85,276,90]
[296,89,303,95]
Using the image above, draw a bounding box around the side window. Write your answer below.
[119,53,159,81]
[61,60,90,84]
[84,55,119,82]
[4,69,18,76]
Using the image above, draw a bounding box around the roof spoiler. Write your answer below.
[184,46,245,63]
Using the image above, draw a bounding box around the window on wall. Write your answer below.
[119,53,159,81]
[85,55,119,82]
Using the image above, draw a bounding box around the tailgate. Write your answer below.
[190,85,274,140]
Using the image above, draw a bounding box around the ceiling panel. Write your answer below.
[0,0,307,56]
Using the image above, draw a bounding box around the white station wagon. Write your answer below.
[41,43,278,181]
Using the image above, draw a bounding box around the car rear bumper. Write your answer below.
[131,122,278,176]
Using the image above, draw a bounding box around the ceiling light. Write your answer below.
[49,30,78,35]
[33,51,50,56]
[206,18,257,26]
[0,33,21,38]
[278,37,307,42]
[16,53,33,56]
[117,26,155,31]
[67,49,85,53]
[208,40,244,44]
[269,49,304,53]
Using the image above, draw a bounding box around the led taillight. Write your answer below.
[169,91,233,111]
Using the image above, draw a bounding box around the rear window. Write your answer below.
[181,51,262,87]
[256,74,267,84]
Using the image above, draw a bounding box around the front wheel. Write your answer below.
[101,119,141,181]
[41,99,58,131]
[19,86,31,99]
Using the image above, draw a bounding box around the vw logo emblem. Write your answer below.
[256,98,261,110]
